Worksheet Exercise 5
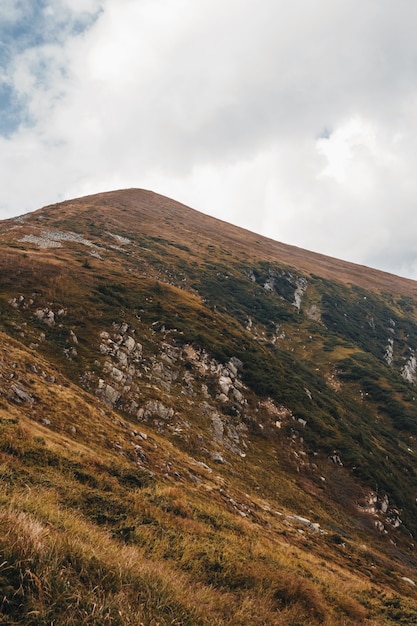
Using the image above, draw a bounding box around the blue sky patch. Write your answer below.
[0,83,24,136]
[0,2,102,136]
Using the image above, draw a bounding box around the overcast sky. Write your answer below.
[2,1,417,278]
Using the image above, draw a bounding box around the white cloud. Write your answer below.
[0,0,25,22]
[2,1,417,278]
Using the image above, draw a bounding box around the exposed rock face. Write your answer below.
[293,277,308,311]
[138,400,174,421]
[402,353,417,383]
[92,320,250,457]
[124,335,136,353]
[20,229,99,249]
[359,492,402,533]
[19,234,62,249]
[97,380,120,407]
[211,414,224,440]
[106,232,132,245]
[219,375,232,396]
[259,398,293,428]
[263,276,275,292]
[384,337,394,366]
[286,515,322,533]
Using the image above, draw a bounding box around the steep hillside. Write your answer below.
[1,189,417,624]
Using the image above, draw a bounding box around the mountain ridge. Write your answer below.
[17,187,417,295]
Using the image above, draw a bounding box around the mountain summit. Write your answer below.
[1,188,417,624]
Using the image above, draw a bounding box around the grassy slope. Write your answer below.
[0,189,417,623]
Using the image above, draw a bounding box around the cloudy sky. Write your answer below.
[2,1,417,278]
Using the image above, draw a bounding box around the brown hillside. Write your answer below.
[2,189,417,624]
[7,187,417,296]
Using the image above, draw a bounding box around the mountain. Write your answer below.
[1,188,417,624]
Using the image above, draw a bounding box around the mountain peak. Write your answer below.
[5,188,417,296]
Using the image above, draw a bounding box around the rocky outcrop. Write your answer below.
[8,383,35,404]
[384,337,394,366]
[34,308,56,327]
[293,277,308,311]
[19,229,99,250]
[359,492,402,533]
[92,320,251,457]
[97,380,120,407]
[402,353,417,384]
[137,400,174,421]
[259,398,293,428]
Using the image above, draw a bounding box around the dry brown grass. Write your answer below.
[30,188,417,296]
[0,411,393,626]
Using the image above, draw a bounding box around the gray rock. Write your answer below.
[219,375,232,395]
[110,367,124,383]
[124,336,136,353]
[34,308,55,327]
[101,384,120,407]
[9,384,34,404]
[232,388,244,403]
[211,414,224,440]
[143,400,174,420]
[381,495,389,514]
[117,350,128,367]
